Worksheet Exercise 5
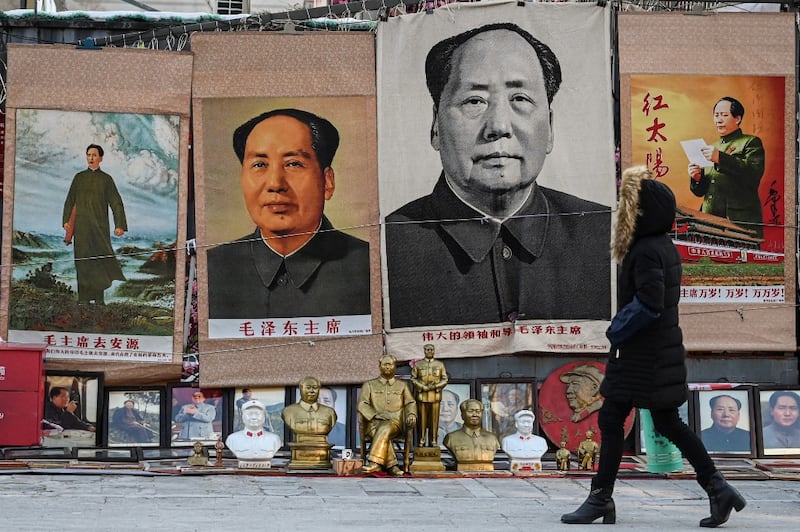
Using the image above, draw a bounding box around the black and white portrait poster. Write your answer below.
[378,1,616,359]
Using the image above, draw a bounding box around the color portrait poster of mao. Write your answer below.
[198,97,373,340]
[630,75,786,304]
[378,2,616,359]
[7,109,180,362]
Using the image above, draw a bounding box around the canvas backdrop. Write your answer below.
[2,45,191,385]
[619,12,796,351]
[378,1,616,360]
[192,32,382,387]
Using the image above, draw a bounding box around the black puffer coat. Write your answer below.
[600,168,689,410]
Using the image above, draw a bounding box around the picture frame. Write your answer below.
[169,385,227,447]
[694,387,756,457]
[755,387,800,457]
[289,384,348,448]
[104,387,165,447]
[636,399,692,455]
[75,448,140,462]
[233,387,288,447]
[438,380,474,447]
[477,379,537,441]
[351,385,363,449]
[43,371,103,448]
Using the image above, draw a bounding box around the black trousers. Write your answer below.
[593,398,717,491]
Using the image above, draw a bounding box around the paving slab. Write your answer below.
[0,473,797,532]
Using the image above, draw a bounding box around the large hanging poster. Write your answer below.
[201,98,372,340]
[192,33,382,386]
[9,109,179,362]
[378,2,616,359]
[630,75,785,304]
[619,12,796,351]
[2,45,191,382]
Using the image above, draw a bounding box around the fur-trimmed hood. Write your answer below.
[611,166,676,264]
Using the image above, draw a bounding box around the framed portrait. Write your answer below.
[75,448,139,462]
[477,379,537,441]
[438,380,474,447]
[169,385,226,447]
[352,386,363,449]
[43,371,103,448]
[637,399,692,455]
[756,388,800,457]
[233,387,288,446]
[694,388,756,457]
[289,384,348,448]
[104,387,164,447]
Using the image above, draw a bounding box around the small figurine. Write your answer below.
[501,409,548,472]
[443,399,500,472]
[214,438,225,467]
[577,429,600,470]
[556,440,571,471]
[187,441,209,467]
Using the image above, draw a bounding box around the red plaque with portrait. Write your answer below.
[538,361,635,454]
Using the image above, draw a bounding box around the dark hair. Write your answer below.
[232,108,340,169]
[49,386,68,400]
[86,144,104,157]
[716,97,745,120]
[442,388,460,404]
[425,22,562,114]
[769,390,800,409]
[709,394,741,410]
[320,387,338,403]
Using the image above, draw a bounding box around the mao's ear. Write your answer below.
[323,167,335,200]
[546,109,554,155]
[430,107,440,151]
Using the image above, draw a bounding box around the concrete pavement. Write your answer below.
[0,472,797,531]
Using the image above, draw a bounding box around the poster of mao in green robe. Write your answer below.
[8,109,179,362]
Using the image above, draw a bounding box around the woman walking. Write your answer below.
[561,167,746,527]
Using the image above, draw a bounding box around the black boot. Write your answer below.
[561,487,616,524]
[700,472,746,528]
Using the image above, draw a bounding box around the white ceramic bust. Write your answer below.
[501,409,548,471]
[225,400,282,466]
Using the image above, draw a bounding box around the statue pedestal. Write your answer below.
[456,462,495,472]
[287,437,333,471]
[409,446,445,472]
[509,459,542,473]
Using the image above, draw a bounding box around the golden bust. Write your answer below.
[443,399,500,472]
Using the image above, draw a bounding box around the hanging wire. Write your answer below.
[165,31,176,51]
[0,58,7,107]
[177,30,189,51]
